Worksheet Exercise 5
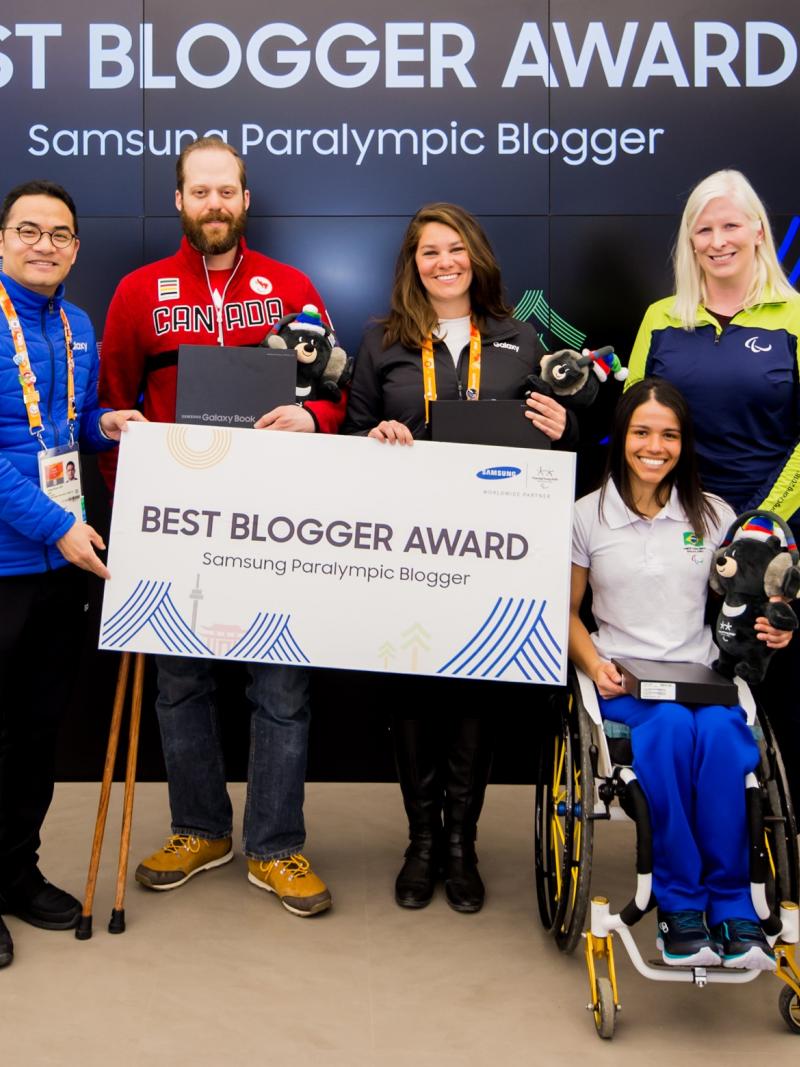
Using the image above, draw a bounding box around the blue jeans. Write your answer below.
[154,656,310,861]
[598,694,759,926]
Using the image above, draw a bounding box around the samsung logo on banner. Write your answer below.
[476,467,521,481]
[0,21,796,90]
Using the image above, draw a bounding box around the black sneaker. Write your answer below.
[710,918,776,971]
[656,909,721,966]
[1,878,81,931]
[0,917,13,968]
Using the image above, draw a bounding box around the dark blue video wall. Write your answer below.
[3,0,799,778]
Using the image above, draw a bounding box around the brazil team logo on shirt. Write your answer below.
[683,531,704,548]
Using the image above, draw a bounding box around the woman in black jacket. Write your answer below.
[344,203,572,912]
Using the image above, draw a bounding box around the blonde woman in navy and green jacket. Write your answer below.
[626,168,800,807]
[627,169,800,527]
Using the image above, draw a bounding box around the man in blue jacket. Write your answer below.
[0,180,143,968]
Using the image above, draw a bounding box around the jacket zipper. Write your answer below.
[203,253,244,345]
[445,340,464,399]
[42,298,58,570]
[445,322,520,398]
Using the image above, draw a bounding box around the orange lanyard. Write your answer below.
[0,280,76,449]
[421,321,482,424]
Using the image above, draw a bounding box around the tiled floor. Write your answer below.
[1,783,797,1065]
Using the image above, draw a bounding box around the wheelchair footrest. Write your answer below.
[647,958,724,971]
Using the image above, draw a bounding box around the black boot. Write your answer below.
[443,716,493,914]
[392,717,443,909]
[443,834,484,913]
[0,916,13,967]
[395,833,440,909]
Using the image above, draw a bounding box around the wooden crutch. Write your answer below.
[76,651,145,939]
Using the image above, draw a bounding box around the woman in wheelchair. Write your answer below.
[569,377,793,971]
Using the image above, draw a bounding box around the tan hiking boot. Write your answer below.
[135,834,233,890]
[247,854,331,916]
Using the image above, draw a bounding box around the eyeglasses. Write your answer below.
[3,224,76,249]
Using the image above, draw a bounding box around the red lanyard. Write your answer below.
[421,321,482,424]
[0,280,76,448]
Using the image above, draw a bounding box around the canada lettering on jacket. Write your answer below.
[152,298,284,336]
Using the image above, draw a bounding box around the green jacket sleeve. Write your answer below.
[750,301,800,522]
[756,450,800,522]
[623,302,660,391]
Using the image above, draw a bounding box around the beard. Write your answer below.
[181,206,247,256]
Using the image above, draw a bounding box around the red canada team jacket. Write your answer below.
[98,236,345,453]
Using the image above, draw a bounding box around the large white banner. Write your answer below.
[99,424,575,685]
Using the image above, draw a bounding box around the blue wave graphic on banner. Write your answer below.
[438,597,562,682]
[225,612,309,664]
[101,580,212,655]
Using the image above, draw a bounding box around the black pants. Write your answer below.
[0,566,87,898]
[387,675,495,842]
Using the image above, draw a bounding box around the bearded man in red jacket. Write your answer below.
[99,137,344,917]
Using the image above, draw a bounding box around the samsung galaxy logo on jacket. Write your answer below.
[492,341,520,351]
[476,466,522,481]
[72,341,89,352]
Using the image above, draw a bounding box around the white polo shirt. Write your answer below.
[572,480,735,665]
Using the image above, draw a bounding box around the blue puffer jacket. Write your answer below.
[0,272,113,575]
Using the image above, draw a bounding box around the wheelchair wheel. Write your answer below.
[757,710,799,906]
[535,696,571,933]
[534,687,594,953]
[778,984,800,1035]
[593,976,616,1040]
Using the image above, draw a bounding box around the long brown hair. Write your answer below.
[599,377,720,536]
[382,203,512,349]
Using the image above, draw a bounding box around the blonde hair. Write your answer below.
[672,169,794,329]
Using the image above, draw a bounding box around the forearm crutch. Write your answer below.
[76,651,144,939]
[109,651,144,933]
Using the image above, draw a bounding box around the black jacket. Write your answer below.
[342,315,577,447]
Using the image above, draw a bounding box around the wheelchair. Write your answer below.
[535,666,800,1039]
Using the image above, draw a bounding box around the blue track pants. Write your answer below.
[597,694,759,925]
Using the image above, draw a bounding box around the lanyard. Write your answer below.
[421,321,482,424]
[0,280,76,449]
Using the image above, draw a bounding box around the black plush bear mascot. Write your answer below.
[524,346,627,410]
[709,510,800,684]
[262,304,352,402]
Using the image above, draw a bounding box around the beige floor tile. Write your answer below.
[0,783,796,1065]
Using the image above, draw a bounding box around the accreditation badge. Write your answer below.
[38,444,85,521]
